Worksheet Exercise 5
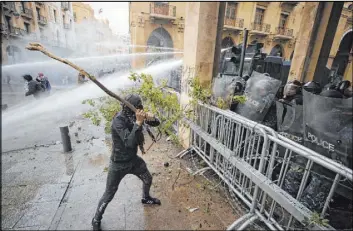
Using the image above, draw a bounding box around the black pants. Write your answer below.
[94,156,152,221]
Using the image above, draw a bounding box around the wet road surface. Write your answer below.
[2,117,242,230]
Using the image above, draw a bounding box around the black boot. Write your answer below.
[92,218,102,231]
[142,196,161,205]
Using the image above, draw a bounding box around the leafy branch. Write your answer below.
[81,72,246,145]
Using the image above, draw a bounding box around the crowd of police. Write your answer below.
[211,43,352,228]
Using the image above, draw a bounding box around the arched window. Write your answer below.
[270,44,284,57]
[146,27,174,66]
[332,30,353,76]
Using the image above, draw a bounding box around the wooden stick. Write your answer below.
[25,42,136,112]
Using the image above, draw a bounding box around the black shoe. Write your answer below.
[92,218,102,231]
[142,196,161,205]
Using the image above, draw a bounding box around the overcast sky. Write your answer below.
[87,2,129,35]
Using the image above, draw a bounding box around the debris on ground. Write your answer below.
[187,207,199,213]
[164,162,170,167]
[76,140,81,144]
[55,141,61,145]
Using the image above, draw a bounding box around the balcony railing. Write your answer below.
[9,26,26,37]
[150,2,176,19]
[63,23,71,29]
[21,8,33,19]
[224,17,244,29]
[281,2,299,6]
[38,15,47,25]
[61,2,69,11]
[275,27,293,37]
[251,22,271,33]
[2,2,16,12]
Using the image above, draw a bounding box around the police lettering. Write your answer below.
[306,132,335,152]
[279,132,303,143]
[247,97,260,108]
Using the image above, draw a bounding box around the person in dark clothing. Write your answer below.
[92,94,161,231]
[23,74,44,99]
[36,73,52,95]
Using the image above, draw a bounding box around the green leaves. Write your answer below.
[81,96,121,133]
[306,212,330,227]
[127,73,182,142]
[188,77,212,104]
[233,95,247,104]
[81,73,241,142]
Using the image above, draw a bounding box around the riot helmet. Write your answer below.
[320,89,344,99]
[337,80,351,94]
[242,75,250,82]
[343,87,353,98]
[303,81,321,94]
[233,81,244,94]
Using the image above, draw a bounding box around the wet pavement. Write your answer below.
[2,117,241,230]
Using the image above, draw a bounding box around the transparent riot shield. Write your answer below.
[212,74,244,102]
[234,72,281,122]
[303,89,352,206]
[276,100,306,198]
[276,101,304,144]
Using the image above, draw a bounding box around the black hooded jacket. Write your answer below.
[110,111,160,163]
[24,75,44,98]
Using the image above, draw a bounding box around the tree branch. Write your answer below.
[25,42,136,112]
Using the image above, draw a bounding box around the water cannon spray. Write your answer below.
[26,42,137,112]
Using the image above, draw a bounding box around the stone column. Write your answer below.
[179,2,219,148]
[343,49,352,81]
[130,15,146,69]
[288,2,344,85]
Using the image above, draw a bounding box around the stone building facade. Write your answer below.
[129,2,352,81]
[72,2,95,24]
[72,2,116,56]
[1,2,76,64]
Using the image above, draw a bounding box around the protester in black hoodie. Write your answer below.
[92,94,161,231]
[23,74,44,99]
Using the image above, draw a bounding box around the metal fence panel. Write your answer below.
[185,103,352,230]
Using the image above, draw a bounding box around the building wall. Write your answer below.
[326,2,352,81]
[129,2,185,67]
[72,3,115,56]
[46,2,76,49]
[129,2,352,76]
[72,2,94,23]
[1,2,76,65]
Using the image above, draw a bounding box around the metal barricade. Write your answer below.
[184,103,352,230]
